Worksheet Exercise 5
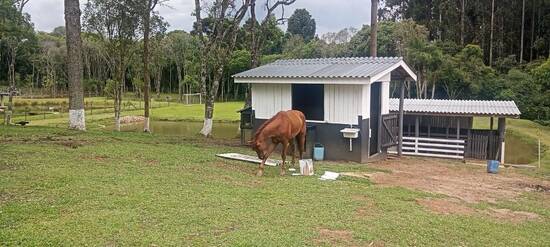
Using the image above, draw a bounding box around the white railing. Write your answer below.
[390,136,465,159]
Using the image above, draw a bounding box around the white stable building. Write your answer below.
[234,57,416,162]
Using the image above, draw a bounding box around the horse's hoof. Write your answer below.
[256,171,263,176]
[279,171,286,176]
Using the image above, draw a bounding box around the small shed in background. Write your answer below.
[388,98,521,162]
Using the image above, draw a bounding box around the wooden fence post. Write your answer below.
[398,80,405,156]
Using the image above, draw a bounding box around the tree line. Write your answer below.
[1,0,549,132]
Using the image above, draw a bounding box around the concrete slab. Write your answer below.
[216,153,279,166]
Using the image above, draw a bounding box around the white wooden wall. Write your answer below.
[251,83,375,125]
[324,84,364,124]
[251,84,291,119]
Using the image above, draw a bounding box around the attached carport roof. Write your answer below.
[233,57,417,84]
[389,98,521,117]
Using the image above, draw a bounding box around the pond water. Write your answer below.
[120,121,240,139]
[504,131,538,165]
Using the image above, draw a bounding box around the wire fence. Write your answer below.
[2,99,174,125]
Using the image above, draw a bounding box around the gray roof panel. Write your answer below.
[389,98,521,117]
[233,57,405,79]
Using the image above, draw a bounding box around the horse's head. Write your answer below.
[250,138,269,160]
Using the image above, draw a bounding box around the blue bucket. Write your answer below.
[313,143,324,161]
[487,160,499,174]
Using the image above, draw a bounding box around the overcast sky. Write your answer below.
[25,0,372,35]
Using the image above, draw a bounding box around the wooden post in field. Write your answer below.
[538,129,541,169]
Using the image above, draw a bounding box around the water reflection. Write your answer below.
[120,121,240,139]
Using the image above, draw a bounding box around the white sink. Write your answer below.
[340,128,360,138]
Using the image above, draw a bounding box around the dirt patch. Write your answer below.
[57,140,85,148]
[364,156,550,204]
[315,228,359,247]
[485,208,540,223]
[120,115,145,124]
[417,198,475,216]
[146,159,160,166]
[341,172,387,179]
[416,198,540,223]
[3,136,89,148]
[352,195,379,218]
[519,182,550,193]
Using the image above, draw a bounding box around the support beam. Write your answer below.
[497,117,506,162]
[415,116,419,154]
[398,80,405,156]
[415,116,419,138]
[456,118,460,140]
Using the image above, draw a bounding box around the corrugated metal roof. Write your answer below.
[389,98,521,117]
[233,57,404,79]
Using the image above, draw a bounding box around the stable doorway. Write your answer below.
[292,84,324,121]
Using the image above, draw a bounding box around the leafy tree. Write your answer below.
[83,0,142,131]
[282,35,306,58]
[436,54,467,99]
[164,30,199,101]
[51,26,66,37]
[499,69,538,119]
[347,25,371,56]
[320,27,357,44]
[0,0,35,124]
[393,19,428,56]
[454,45,499,100]
[530,59,550,120]
[194,0,251,136]
[405,39,443,99]
[224,49,251,100]
[287,8,316,42]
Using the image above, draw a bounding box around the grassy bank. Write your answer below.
[474,117,549,176]
[1,126,549,246]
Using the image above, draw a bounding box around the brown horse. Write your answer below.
[250,110,307,176]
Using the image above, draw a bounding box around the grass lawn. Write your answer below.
[9,99,243,128]
[1,126,549,246]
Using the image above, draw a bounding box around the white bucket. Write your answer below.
[299,159,314,176]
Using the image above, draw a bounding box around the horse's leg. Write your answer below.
[298,132,306,160]
[257,143,277,176]
[290,139,296,167]
[280,141,289,176]
[257,159,265,176]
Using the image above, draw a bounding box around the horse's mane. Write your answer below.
[253,113,279,141]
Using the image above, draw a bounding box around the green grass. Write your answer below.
[8,98,243,127]
[1,126,549,246]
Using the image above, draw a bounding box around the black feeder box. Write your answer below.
[237,106,254,145]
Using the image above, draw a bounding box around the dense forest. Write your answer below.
[1,0,549,125]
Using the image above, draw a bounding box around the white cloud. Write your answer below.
[25,0,372,35]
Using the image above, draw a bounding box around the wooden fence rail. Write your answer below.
[390,136,465,159]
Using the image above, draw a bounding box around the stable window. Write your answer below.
[292,84,324,121]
